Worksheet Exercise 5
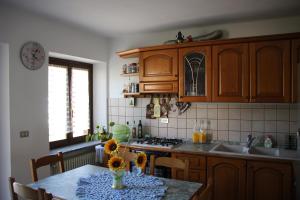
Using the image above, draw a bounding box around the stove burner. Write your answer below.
[133,137,183,149]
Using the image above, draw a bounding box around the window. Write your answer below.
[48,57,93,149]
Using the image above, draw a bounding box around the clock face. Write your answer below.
[20,41,45,70]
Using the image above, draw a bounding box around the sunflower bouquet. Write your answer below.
[104,138,147,189]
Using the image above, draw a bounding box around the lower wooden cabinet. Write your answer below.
[172,153,206,184]
[207,156,246,200]
[247,161,292,200]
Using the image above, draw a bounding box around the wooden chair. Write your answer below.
[30,152,65,182]
[199,178,213,200]
[9,177,53,200]
[150,155,189,181]
[122,151,147,173]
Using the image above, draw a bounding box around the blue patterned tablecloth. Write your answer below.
[76,171,167,200]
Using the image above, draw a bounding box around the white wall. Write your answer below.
[108,15,300,98]
[0,3,109,192]
[0,43,11,200]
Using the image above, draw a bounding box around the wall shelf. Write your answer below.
[120,73,139,77]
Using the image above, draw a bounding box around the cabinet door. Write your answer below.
[212,43,249,102]
[139,49,178,82]
[247,161,292,200]
[207,157,246,200]
[292,39,300,102]
[179,46,212,102]
[250,40,291,102]
[172,153,206,183]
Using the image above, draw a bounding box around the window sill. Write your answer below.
[49,141,104,155]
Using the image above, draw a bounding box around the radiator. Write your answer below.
[51,151,96,175]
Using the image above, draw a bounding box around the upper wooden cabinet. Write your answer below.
[207,156,246,200]
[212,43,249,102]
[292,39,300,102]
[249,40,291,103]
[139,49,178,82]
[247,161,292,200]
[178,46,212,102]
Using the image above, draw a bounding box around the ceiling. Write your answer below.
[1,0,300,37]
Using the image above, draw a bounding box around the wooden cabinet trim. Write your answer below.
[292,39,300,103]
[140,81,178,93]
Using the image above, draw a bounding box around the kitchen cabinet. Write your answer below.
[292,39,300,102]
[139,81,178,93]
[212,43,249,102]
[249,40,291,102]
[207,156,246,200]
[139,49,178,82]
[247,161,292,200]
[172,153,206,184]
[178,46,212,102]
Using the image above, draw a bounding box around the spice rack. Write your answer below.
[121,63,140,97]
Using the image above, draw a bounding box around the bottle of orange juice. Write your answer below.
[199,120,207,144]
[192,120,200,144]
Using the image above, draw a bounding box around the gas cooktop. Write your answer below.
[131,137,183,149]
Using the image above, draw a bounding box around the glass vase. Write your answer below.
[111,170,125,189]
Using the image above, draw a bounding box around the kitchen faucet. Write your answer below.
[247,135,257,148]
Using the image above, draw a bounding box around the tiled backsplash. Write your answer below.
[109,98,299,147]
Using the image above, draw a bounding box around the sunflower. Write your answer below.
[104,139,119,155]
[108,156,125,171]
[135,152,147,169]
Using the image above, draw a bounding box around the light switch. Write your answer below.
[20,130,29,138]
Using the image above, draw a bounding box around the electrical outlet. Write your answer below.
[20,130,29,138]
[160,118,169,124]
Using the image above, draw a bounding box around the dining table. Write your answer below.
[28,164,202,200]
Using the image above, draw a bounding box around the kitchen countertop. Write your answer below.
[125,141,300,162]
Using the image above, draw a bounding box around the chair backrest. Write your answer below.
[199,178,213,200]
[123,151,137,171]
[30,152,65,182]
[149,155,189,180]
[9,177,53,200]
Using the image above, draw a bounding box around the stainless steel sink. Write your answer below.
[210,143,280,157]
[249,147,280,157]
[210,144,249,154]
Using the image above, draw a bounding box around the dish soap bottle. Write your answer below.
[199,120,207,144]
[264,135,273,148]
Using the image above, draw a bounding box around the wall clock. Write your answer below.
[20,41,45,70]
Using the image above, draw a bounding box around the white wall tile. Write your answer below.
[186,129,193,139]
[177,129,187,139]
[290,121,298,133]
[158,120,168,127]
[207,103,217,109]
[218,131,229,141]
[118,98,126,107]
[276,109,289,121]
[265,109,276,120]
[218,103,228,109]
[277,104,290,109]
[133,107,142,116]
[197,103,208,109]
[210,120,218,130]
[187,119,196,129]
[218,120,228,130]
[218,109,228,119]
[252,121,264,132]
[159,128,168,138]
[264,103,276,109]
[265,121,276,133]
[110,98,119,107]
[229,131,241,142]
[252,109,264,120]
[229,120,240,131]
[229,104,241,109]
[168,118,178,128]
[178,112,187,119]
[276,121,289,133]
[167,128,178,138]
[119,107,126,116]
[229,109,240,119]
[241,120,251,131]
[241,132,251,143]
[241,109,252,120]
[150,127,158,137]
[141,98,150,107]
[208,109,218,119]
[118,116,126,124]
[187,108,197,118]
[125,107,133,116]
[177,118,187,128]
[197,109,207,118]
[150,119,159,127]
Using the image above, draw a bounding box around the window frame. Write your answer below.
[49,57,93,149]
